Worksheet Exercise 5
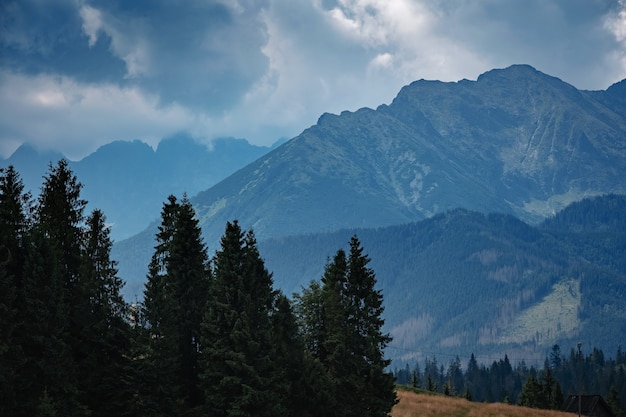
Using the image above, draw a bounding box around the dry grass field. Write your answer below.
[391,388,576,417]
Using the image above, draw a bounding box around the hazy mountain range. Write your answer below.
[1,135,277,240]
[5,64,626,362]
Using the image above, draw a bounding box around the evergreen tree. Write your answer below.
[29,160,87,416]
[541,360,556,409]
[292,279,337,415]
[299,236,397,417]
[19,227,85,416]
[518,375,542,408]
[608,386,626,417]
[320,249,352,417]
[201,221,284,417]
[168,196,210,409]
[78,209,133,416]
[142,195,210,414]
[345,236,397,417]
[0,165,31,415]
[411,366,422,389]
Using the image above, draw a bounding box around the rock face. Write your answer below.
[191,65,626,246]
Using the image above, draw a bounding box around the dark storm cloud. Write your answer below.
[1,0,625,158]
[0,0,126,81]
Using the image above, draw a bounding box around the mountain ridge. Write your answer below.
[187,65,626,250]
[1,135,274,240]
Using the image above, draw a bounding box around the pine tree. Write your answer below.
[518,375,542,408]
[201,221,285,417]
[141,195,210,414]
[78,209,133,416]
[19,227,85,416]
[300,237,397,417]
[344,236,397,417]
[29,160,87,416]
[0,165,31,415]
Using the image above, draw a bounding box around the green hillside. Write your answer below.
[259,194,626,361]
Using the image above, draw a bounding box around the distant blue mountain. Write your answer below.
[1,135,273,240]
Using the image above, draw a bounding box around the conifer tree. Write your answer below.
[142,195,210,414]
[344,236,397,417]
[201,221,285,417]
[167,196,210,409]
[29,160,87,416]
[518,375,542,408]
[78,209,133,416]
[0,165,31,415]
[299,237,397,417]
[19,227,85,416]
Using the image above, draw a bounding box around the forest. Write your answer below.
[2,160,625,416]
[394,344,626,415]
[0,161,395,416]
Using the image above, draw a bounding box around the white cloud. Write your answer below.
[0,71,202,159]
[79,5,103,48]
[3,0,626,160]
[78,5,152,78]
[605,0,626,75]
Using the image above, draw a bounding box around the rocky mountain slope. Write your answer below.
[188,65,626,248]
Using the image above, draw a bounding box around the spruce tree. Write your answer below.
[78,209,133,416]
[0,165,31,415]
[518,375,542,408]
[30,160,87,416]
[300,237,397,417]
[167,196,210,409]
[343,236,397,417]
[19,227,85,416]
[142,195,210,414]
[201,221,285,417]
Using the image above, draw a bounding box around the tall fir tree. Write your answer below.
[29,160,88,416]
[141,195,210,414]
[345,236,397,417]
[299,236,397,417]
[167,196,210,409]
[19,226,85,416]
[78,209,133,416]
[141,195,182,415]
[201,221,286,417]
[0,165,31,415]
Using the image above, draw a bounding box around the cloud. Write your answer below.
[605,0,626,74]
[0,70,202,159]
[1,0,626,159]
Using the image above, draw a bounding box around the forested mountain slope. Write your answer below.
[258,194,626,362]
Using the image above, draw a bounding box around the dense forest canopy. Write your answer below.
[0,162,396,416]
[1,162,625,416]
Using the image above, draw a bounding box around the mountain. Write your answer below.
[256,194,626,363]
[0,143,65,195]
[185,64,626,249]
[109,65,626,362]
[1,135,273,240]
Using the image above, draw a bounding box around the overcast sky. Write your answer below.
[1,0,625,160]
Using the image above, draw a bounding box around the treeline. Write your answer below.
[394,344,626,415]
[0,161,396,417]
